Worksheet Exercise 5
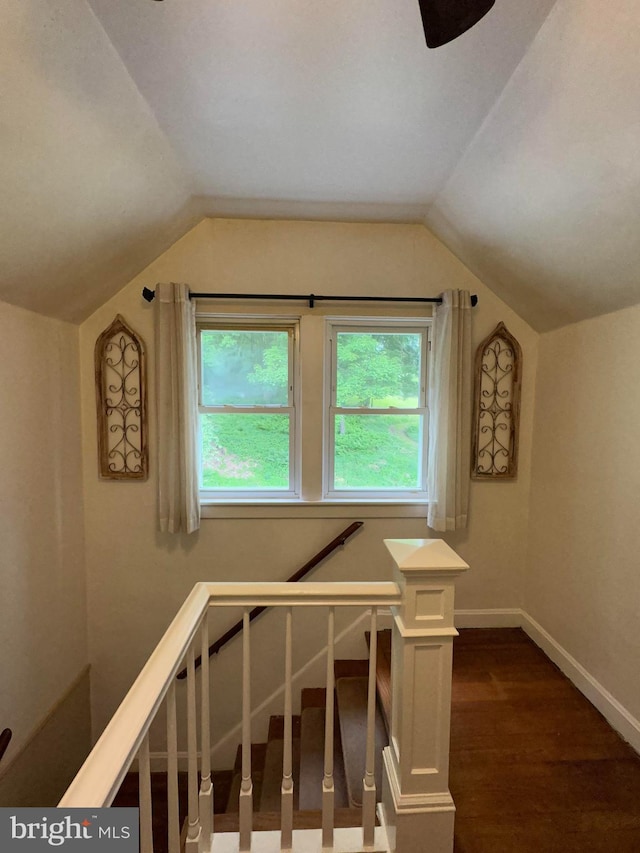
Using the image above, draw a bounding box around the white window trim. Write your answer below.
[197,315,301,501]
[196,304,433,515]
[199,500,429,519]
[324,317,431,501]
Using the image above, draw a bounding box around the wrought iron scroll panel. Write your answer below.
[95,315,148,480]
[471,322,522,479]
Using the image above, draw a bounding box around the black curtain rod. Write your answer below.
[142,287,478,308]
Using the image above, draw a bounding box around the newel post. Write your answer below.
[380,539,468,853]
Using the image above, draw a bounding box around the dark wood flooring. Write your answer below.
[450,628,640,852]
[114,628,640,852]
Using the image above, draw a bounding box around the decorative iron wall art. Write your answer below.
[471,322,522,479]
[95,315,148,479]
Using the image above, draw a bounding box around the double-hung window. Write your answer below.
[325,319,430,500]
[197,311,430,506]
[198,320,299,499]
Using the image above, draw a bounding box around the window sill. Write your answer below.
[200,499,429,519]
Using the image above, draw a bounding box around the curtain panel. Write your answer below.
[427,289,472,531]
[155,282,200,534]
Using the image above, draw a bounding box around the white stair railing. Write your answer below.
[239,608,253,852]
[185,640,201,851]
[59,539,468,853]
[166,679,180,853]
[322,606,336,850]
[138,732,153,853]
[200,615,213,845]
[363,607,378,848]
[281,606,294,852]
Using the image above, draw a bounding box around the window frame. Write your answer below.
[197,316,301,501]
[323,317,431,501]
[195,306,433,513]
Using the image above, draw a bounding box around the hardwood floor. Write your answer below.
[113,628,640,851]
[450,628,640,852]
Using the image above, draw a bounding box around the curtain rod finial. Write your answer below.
[142,287,155,303]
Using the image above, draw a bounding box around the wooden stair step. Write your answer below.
[301,687,326,710]
[258,715,301,812]
[298,706,348,811]
[334,658,370,680]
[259,738,284,813]
[225,742,267,814]
[336,676,388,809]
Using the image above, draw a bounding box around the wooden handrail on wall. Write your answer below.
[177,521,364,679]
[0,728,12,764]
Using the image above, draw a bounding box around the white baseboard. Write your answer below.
[149,609,639,771]
[454,608,523,629]
[453,608,639,755]
[521,612,640,755]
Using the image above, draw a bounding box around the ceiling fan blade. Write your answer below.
[418,0,496,48]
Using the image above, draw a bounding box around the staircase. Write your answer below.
[63,540,469,853]
[216,631,392,834]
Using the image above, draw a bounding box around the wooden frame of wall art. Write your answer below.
[471,321,522,479]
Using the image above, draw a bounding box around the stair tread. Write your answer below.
[335,658,369,680]
[225,743,267,814]
[260,738,285,813]
[298,706,348,810]
[267,714,301,741]
[336,676,388,809]
[301,687,326,710]
[259,725,301,812]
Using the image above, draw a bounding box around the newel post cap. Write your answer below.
[384,538,469,575]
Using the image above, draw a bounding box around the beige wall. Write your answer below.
[78,218,539,742]
[0,669,91,807]
[0,300,89,799]
[526,304,640,723]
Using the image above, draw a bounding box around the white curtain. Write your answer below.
[427,289,472,531]
[155,282,200,534]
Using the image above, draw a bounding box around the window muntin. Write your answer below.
[198,322,298,498]
[326,321,429,498]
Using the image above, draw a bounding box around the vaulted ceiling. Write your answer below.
[2,0,639,330]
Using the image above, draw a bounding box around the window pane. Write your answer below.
[201,330,289,406]
[335,332,421,408]
[333,414,421,489]
[201,413,290,489]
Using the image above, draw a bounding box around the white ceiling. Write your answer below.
[426,0,640,330]
[86,0,555,206]
[2,0,639,329]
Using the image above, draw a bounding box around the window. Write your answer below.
[197,311,430,506]
[325,320,429,499]
[198,320,299,499]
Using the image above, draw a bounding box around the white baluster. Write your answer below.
[200,615,213,852]
[239,610,253,852]
[166,680,180,853]
[281,607,294,851]
[363,608,378,849]
[322,606,335,850]
[186,642,201,851]
[139,731,154,853]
